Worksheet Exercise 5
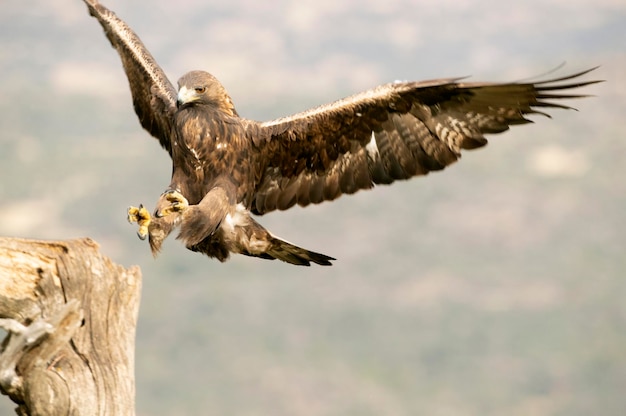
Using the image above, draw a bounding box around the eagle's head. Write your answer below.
[176,70,238,116]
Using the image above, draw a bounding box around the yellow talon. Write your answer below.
[156,190,189,217]
[127,204,151,240]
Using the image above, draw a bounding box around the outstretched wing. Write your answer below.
[250,69,599,215]
[84,0,177,154]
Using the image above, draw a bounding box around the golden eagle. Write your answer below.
[84,0,599,266]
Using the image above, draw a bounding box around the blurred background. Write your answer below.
[0,0,624,415]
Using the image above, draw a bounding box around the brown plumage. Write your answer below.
[84,0,600,266]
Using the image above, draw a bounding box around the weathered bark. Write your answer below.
[0,237,141,416]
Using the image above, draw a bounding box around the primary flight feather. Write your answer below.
[83,0,599,266]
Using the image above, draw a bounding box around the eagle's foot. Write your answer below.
[156,189,189,217]
[127,204,151,240]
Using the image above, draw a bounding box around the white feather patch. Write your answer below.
[223,203,248,231]
[189,147,202,170]
[365,131,379,159]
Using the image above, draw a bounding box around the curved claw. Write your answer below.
[127,204,151,241]
[156,190,189,218]
[127,204,144,223]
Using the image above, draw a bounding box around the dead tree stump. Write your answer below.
[0,237,142,416]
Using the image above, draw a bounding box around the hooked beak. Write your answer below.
[177,85,196,108]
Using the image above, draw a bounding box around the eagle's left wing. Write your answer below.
[84,0,177,155]
[250,69,599,215]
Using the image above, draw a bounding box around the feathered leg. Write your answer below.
[176,187,232,248]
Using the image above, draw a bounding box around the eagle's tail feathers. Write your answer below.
[262,236,335,266]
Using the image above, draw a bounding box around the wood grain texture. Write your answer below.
[0,237,141,416]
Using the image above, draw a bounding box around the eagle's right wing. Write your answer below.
[250,69,600,215]
[84,0,177,155]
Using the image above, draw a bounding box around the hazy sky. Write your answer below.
[1,2,625,416]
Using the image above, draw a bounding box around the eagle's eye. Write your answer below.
[194,86,207,94]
